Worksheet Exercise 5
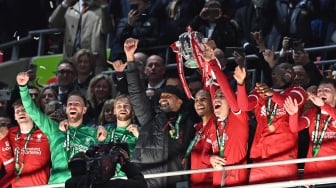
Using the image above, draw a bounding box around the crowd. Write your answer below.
[0,0,336,188]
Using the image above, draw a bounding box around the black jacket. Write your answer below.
[126,62,195,188]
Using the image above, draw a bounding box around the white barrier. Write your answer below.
[24,155,336,187]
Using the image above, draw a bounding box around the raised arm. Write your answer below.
[124,38,155,126]
[203,44,239,112]
[17,72,58,136]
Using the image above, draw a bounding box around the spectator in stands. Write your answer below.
[49,0,114,74]
[160,0,205,45]
[97,99,116,127]
[73,49,96,96]
[189,0,240,52]
[144,55,167,90]
[111,0,162,60]
[189,89,215,188]
[188,75,203,98]
[237,62,307,184]
[234,0,275,53]
[284,78,336,187]
[124,38,195,188]
[16,71,107,184]
[269,0,317,50]
[108,51,147,95]
[51,58,79,105]
[28,86,40,105]
[0,100,51,187]
[0,96,9,118]
[38,86,58,113]
[86,74,115,125]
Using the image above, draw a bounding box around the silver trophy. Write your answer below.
[175,31,207,69]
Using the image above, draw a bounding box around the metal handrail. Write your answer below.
[0,28,64,60]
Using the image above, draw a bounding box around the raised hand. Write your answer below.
[124,38,139,62]
[126,124,139,138]
[16,72,30,86]
[233,65,246,85]
[307,92,324,107]
[96,125,107,142]
[262,48,276,68]
[107,60,127,72]
[201,43,215,62]
[284,96,298,115]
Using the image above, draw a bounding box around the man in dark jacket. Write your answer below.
[124,38,195,188]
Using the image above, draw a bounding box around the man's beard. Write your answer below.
[116,113,131,121]
[159,104,173,113]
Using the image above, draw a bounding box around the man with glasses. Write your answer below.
[51,58,79,105]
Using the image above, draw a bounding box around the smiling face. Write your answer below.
[159,92,182,112]
[272,63,295,88]
[66,95,87,125]
[194,90,213,118]
[317,83,336,107]
[114,97,132,121]
[93,79,110,101]
[213,89,229,119]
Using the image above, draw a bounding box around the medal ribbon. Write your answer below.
[165,113,182,140]
[312,111,332,157]
[15,126,36,177]
[216,119,227,157]
[183,124,204,159]
[66,128,77,160]
[110,126,128,143]
[266,97,278,129]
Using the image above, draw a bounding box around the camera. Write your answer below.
[203,8,221,18]
[67,142,129,186]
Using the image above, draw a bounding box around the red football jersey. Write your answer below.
[247,86,306,184]
[0,126,51,187]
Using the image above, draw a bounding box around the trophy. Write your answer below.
[170,27,208,99]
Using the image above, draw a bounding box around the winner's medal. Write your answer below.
[268,124,275,132]
[266,98,277,133]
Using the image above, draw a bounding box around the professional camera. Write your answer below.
[67,142,129,186]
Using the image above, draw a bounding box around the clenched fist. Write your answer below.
[16,72,30,86]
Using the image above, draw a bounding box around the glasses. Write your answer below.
[57,70,74,75]
[0,122,11,127]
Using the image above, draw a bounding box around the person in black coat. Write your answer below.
[124,38,195,188]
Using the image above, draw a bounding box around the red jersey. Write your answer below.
[294,107,336,179]
[190,115,216,188]
[0,126,51,187]
[203,111,249,187]
[244,85,306,184]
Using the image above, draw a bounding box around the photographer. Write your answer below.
[65,144,147,188]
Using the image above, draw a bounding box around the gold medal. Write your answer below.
[268,124,275,132]
[169,129,175,137]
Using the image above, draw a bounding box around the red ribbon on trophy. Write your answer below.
[170,27,217,99]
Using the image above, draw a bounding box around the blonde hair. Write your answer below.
[87,74,115,108]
